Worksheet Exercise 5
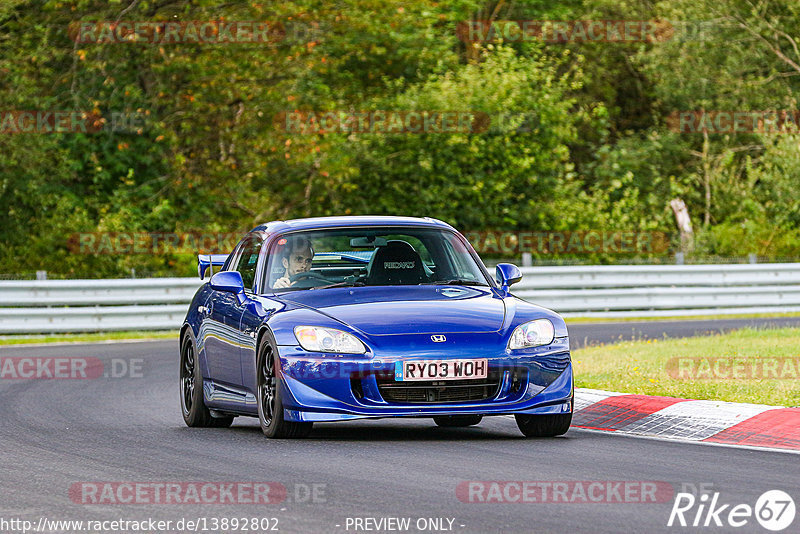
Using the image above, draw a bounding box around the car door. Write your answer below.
[238,236,283,408]
[204,235,263,389]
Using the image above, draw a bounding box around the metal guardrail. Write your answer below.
[515,263,800,289]
[513,263,800,317]
[0,278,203,307]
[2,264,800,333]
[0,279,202,334]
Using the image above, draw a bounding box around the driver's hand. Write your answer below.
[273,276,291,289]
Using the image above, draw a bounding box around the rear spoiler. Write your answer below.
[198,254,228,280]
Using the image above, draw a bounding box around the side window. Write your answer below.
[441,234,482,282]
[234,237,263,291]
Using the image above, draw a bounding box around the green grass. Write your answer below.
[565,311,800,324]
[0,330,179,346]
[573,327,800,407]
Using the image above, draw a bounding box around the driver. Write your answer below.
[273,237,314,288]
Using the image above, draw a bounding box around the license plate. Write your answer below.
[394,359,488,381]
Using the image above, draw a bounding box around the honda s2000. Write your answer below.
[180,216,573,438]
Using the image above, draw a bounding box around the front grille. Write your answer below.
[375,373,502,404]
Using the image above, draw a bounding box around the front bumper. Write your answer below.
[276,337,573,422]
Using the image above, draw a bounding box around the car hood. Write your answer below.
[276,285,505,335]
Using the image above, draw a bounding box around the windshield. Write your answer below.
[264,227,490,292]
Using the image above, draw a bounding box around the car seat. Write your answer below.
[365,240,427,285]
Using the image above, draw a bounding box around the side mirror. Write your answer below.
[496,263,522,292]
[210,271,245,295]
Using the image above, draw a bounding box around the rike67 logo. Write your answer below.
[668,490,795,531]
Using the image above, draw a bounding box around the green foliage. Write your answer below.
[1,0,800,277]
[339,45,586,230]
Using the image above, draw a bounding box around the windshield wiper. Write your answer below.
[310,280,366,290]
[420,279,488,286]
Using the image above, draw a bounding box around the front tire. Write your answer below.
[256,334,313,439]
[180,333,234,428]
[515,412,571,437]
[433,415,483,427]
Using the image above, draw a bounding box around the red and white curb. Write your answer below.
[572,388,800,453]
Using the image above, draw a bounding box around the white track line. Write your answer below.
[570,427,800,455]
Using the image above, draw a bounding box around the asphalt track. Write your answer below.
[0,319,798,534]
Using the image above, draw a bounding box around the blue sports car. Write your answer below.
[180,216,573,438]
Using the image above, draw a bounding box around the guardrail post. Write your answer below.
[748,253,757,264]
[521,253,532,267]
[675,252,684,265]
[36,270,47,280]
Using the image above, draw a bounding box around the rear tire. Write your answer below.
[256,333,313,439]
[515,412,571,437]
[180,333,234,428]
[433,415,483,427]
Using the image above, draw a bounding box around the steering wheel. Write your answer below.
[290,271,330,283]
[289,271,333,287]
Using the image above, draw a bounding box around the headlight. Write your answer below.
[293,326,367,354]
[508,319,555,350]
